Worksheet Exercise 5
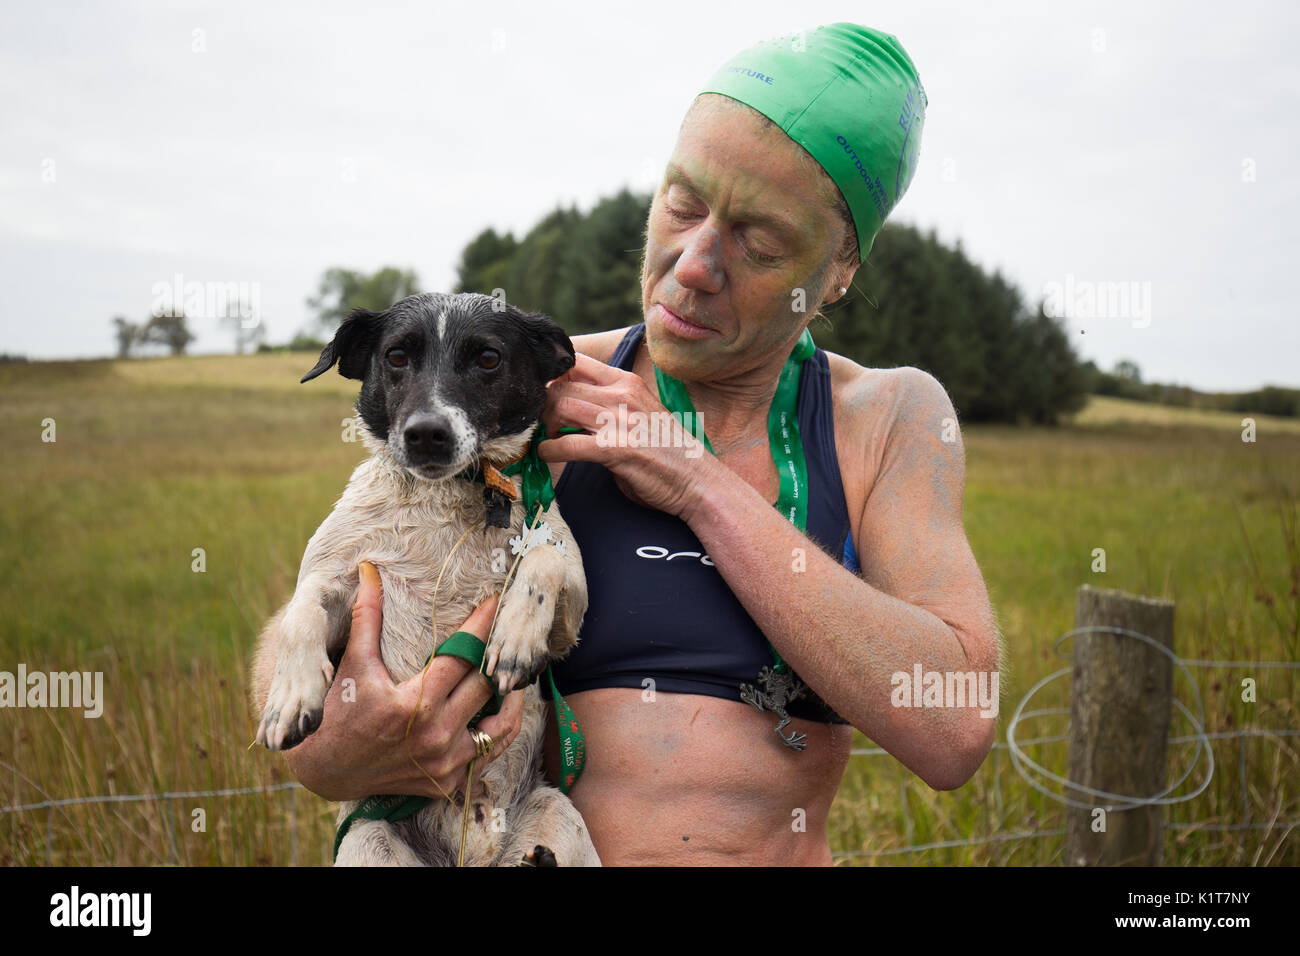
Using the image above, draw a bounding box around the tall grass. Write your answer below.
[1,354,1295,864]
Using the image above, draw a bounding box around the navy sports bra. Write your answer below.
[539,323,860,724]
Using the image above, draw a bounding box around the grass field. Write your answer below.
[1,352,1296,865]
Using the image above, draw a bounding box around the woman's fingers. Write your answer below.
[475,689,526,760]
[548,376,624,406]
[312,576,534,804]
[423,591,512,760]
[393,593,502,708]
[460,592,502,639]
[546,392,608,434]
[339,561,391,686]
[400,592,510,795]
[440,663,496,729]
[561,350,624,385]
[536,431,604,464]
[436,691,526,800]
[409,708,528,802]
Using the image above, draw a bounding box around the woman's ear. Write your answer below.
[301,308,384,382]
[830,263,858,303]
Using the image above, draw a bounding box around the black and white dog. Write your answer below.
[252,291,598,866]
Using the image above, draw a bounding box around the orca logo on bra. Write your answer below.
[635,545,714,567]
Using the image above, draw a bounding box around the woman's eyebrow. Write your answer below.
[665,162,802,241]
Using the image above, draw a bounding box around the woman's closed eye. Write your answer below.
[666,206,783,265]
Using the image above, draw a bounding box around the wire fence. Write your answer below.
[3,650,1296,865]
[0,779,307,867]
[832,649,1299,860]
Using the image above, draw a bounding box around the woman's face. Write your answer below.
[640,98,853,382]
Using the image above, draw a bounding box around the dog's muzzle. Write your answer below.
[403,412,460,469]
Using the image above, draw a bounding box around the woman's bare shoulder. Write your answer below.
[824,350,946,422]
[822,350,959,539]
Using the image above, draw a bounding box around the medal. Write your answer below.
[654,327,817,751]
[739,665,809,751]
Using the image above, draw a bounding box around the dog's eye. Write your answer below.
[477,349,500,370]
[387,349,408,368]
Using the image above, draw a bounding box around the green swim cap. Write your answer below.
[697,22,927,262]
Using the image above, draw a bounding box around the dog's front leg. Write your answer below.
[485,540,569,694]
[546,515,588,658]
[256,576,341,751]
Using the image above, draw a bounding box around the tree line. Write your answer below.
[110,308,265,357]
[453,188,1087,424]
[104,187,1295,423]
[1082,359,1300,418]
[450,189,1297,421]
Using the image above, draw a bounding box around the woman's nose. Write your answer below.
[674,223,725,293]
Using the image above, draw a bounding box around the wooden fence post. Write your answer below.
[1065,585,1175,865]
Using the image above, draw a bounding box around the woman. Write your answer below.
[266,22,1000,865]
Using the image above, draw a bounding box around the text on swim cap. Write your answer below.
[895,83,926,199]
[721,66,775,85]
[835,135,890,220]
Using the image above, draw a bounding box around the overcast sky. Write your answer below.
[2,0,1296,391]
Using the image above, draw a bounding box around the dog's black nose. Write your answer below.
[404,415,454,463]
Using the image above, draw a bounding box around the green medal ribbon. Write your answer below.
[501,423,586,795]
[653,326,815,677]
[332,793,428,861]
[500,422,577,524]
[548,666,585,794]
[457,423,588,796]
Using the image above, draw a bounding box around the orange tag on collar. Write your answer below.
[482,462,519,500]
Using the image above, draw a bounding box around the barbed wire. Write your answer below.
[0,782,303,816]
[832,637,1298,859]
[3,643,1295,863]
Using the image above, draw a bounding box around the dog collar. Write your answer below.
[456,448,525,529]
[455,423,582,528]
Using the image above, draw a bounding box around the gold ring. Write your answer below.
[470,728,494,759]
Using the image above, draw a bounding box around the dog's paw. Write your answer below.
[519,845,558,867]
[484,580,555,694]
[256,645,334,751]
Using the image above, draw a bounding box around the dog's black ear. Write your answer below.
[515,309,575,384]
[301,308,383,383]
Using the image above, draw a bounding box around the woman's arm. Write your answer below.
[680,368,1000,790]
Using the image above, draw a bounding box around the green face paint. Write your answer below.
[696,22,927,261]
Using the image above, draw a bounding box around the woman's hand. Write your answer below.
[284,562,525,802]
[537,352,714,518]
